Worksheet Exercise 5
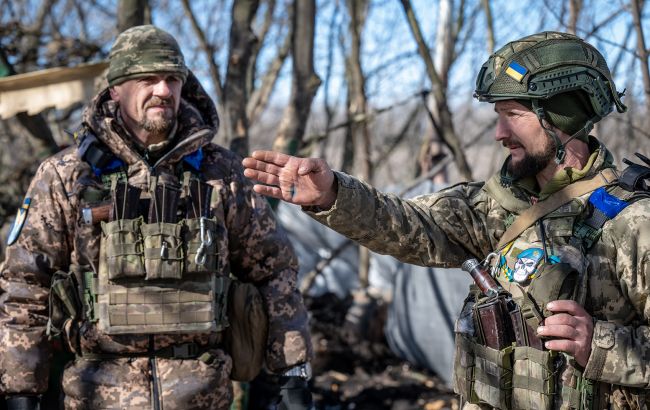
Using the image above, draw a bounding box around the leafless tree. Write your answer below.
[631,0,650,115]
[567,0,583,34]
[117,0,149,32]
[400,0,473,180]
[271,0,321,155]
[481,0,495,54]
[339,0,373,286]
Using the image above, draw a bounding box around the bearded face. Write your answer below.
[110,74,183,146]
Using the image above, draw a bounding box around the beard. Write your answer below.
[506,137,556,180]
[139,97,176,137]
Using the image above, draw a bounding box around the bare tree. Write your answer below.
[400,0,473,180]
[271,0,321,155]
[117,0,149,32]
[181,0,225,110]
[341,0,373,287]
[481,0,495,54]
[567,0,583,34]
[246,27,291,124]
[223,0,260,158]
[631,0,650,115]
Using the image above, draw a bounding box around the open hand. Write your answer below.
[536,300,594,367]
[242,150,337,208]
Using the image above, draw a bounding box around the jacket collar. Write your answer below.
[79,71,218,170]
[484,137,615,212]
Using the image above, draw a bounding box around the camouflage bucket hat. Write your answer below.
[107,25,188,86]
[474,31,626,121]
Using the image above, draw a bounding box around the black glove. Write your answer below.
[277,376,314,410]
[5,396,40,410]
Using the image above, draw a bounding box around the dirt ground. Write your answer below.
[306,293,459,410]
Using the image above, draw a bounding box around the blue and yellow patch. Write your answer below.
[7,197,31,246]
[505,61,527,82]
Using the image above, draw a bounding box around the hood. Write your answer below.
[79,70,219,168]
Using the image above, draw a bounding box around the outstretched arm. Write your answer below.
[242,150,337,208]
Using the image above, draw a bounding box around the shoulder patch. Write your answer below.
[7,198,31,246]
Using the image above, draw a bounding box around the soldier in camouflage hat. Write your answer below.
[0,25,313,410]
[243,32,650,409]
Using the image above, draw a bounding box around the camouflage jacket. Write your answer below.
[0,73,312,395]
[309,140,650,408]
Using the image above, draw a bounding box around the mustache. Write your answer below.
[145,97,174,109]
[501,137,522,148]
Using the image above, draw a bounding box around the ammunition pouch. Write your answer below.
[47,268,83,339]
[101,217,145,279]
[453,261,592,409]
[95,212,229,335]
[183,217,218,275]
[141,221,184,280]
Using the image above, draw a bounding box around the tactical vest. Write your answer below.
[76,129,229,335]
[452,155,650,410]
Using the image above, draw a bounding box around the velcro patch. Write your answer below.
[7,197,31,246]
[505,61,527,82]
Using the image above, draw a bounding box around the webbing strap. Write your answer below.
[79,342,214,361]
[562,386,582,408]
[512,347,554,395]
[497,168,617,250]
[512,374,551,394]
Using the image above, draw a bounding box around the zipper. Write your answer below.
[152,128,212,170]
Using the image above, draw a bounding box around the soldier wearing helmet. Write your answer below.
[0,25,313,410]
[243,31,650,409]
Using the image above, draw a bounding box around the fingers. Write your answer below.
[539,299,594,367]
[543,312,578,327]
[543,338,578,356]
[243,169,281,186]
[537,323,578,340]
[242,157,284,175]
[546,300,588,317]
[252,184,284,200]
[250,150,292,166]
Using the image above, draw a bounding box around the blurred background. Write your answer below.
[0,0,648,408]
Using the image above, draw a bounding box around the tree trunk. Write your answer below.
[224,0,260,158]
[567,0,583,34]
[344,0,371,288]
[400,0,473,180]
[481,0,495,54]
[181,0,225,108]
[631,0,650,115]
[117,0,149,32]
[271,0,321,155]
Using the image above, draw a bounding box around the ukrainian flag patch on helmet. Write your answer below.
[7,198,31,246]
[505,61,527,82]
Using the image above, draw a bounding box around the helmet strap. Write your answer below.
[532,100,566,164]
[532,100,597,165]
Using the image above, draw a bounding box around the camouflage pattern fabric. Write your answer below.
[0,71,312,408]
[107,25,188,86]
[308,140,650,409]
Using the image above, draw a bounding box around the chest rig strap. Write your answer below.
[497,168,617,250]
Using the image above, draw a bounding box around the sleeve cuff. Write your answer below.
[583,320,616,381]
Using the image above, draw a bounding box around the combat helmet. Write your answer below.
[474,31,626,163]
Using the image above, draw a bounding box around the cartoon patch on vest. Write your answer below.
[499,247,559,284]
